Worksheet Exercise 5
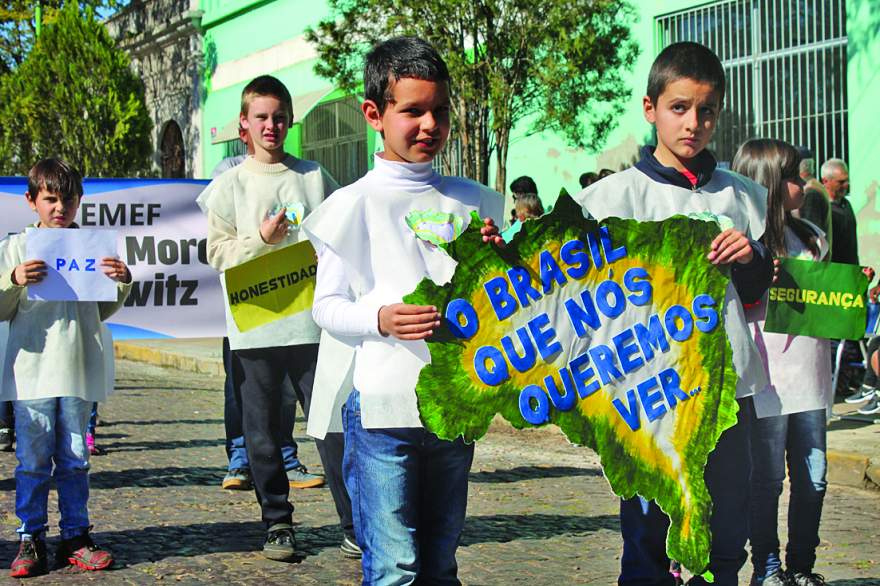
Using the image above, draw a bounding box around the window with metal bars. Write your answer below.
[656,0,847,166]
[302,96,369,186]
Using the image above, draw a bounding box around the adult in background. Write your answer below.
[509,175,538,228]
[822,158,857,265]
[821,158,865,397]
[794,157,832,253]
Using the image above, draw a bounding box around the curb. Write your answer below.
[113,341,224,377]
[113,341,880,492]
[826,450,880,491]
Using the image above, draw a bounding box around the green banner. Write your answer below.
[404,193,739,577]
[224,240,317,333]
[764,258,868,340]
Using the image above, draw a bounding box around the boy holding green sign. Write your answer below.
[575,42,774,585]
[200,75,348,561]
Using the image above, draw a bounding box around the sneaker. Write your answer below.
[86,433,98,456]
[0,428,13,452]
[9,537,48,578]
[57,532,113,571]
[751,569,792,586]
[789,572,826,586]
[263,523,296,561]
[845,386,876,404]
[340,534,362,559]
[287,465,324,489]
[221,468,252,490]
[858,394,880,415]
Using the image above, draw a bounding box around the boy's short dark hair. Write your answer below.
[241,75,293,120]
[27,158,83,201]
[364,36,450,114]
[579,172,597,188]
[509,175,538,196]
[646,42,726,105]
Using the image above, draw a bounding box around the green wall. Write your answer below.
[200,0,335,175]
[847,0,880,273]
[199,0,880,274]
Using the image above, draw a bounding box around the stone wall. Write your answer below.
[105,0,204,178]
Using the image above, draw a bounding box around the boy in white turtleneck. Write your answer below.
[303,37,503,585]
[200,75,344,561]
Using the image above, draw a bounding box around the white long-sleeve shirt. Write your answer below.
[303,153,503,436]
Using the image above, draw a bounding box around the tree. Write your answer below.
[306,0,639,193]
[0,3,151,176]
[0,1,123,75]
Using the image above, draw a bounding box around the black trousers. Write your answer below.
[232,343,352,535]
[0,401,12,429]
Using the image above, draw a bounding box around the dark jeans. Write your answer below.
[343,390,473,585]
[232,344,319,528]
[0,401,13,429]
[222,338,301,471]
[750,408,827,577]
[232,343,352,536]
[864,336,880,388]
[619,397,753,586]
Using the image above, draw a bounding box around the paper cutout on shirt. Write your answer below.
[405,210,465,246]
[404,193,739,578]
[270,202,306,228]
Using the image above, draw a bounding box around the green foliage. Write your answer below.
[0,1,122,74]
[0,3,151,176]
[306,0,639,191]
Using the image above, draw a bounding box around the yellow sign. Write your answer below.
[224,240,317,332]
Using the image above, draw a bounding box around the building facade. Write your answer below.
[105,0,205,178]
[176,0,879,266]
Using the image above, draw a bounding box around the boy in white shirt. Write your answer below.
[0,158,131,577]
[304,37,503,584]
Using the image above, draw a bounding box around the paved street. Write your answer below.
[0,359,877,584]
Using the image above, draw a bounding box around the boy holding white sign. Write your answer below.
[575,43,774,585]
[200,75,348,561]
[0,158,131,577]
[304,37,503,584]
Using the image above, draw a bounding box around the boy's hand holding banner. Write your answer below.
[26,228,119,301]
[224,240,317,332]
[764,258,869,340]
[404,193,739,576]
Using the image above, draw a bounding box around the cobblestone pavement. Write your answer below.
[0,360,877,585]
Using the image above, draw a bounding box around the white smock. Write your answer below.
[0,230,131,402]
[574,166,769,399]
[303,154,503,437]
[746,221,832,418]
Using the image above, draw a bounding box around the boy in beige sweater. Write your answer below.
[200,75,348,560]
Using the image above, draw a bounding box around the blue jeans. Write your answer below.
[619,397,753,586]
[343,390,474,586]
[88,402,98,435]
[750,408,827,578]
[14,397,93,540]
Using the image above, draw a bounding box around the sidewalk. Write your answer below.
[115,337,880,491]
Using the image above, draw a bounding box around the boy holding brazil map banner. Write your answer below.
[575,42,774,585]
[303,37,503,584]
[199,75,344,561]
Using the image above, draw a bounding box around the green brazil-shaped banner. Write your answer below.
[404,193,740,578]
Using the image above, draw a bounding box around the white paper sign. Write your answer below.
[25,228,118,301]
